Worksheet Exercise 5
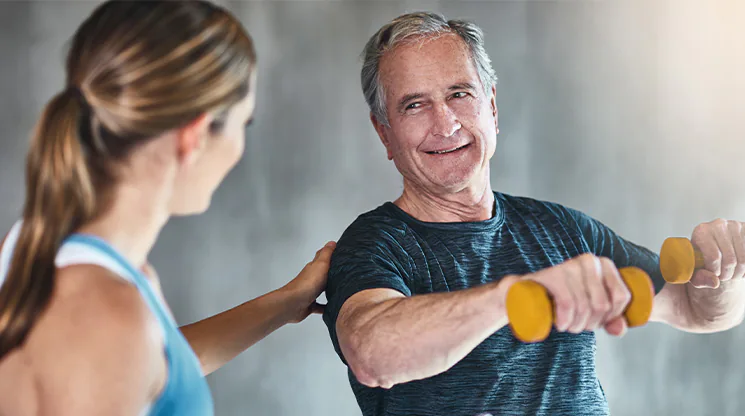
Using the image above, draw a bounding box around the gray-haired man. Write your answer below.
[322,12,745,416]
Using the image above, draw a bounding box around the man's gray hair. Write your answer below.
[361,12,498,126]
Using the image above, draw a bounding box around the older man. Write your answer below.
[322,11,745,416]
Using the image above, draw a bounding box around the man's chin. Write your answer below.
[430,170,487,193]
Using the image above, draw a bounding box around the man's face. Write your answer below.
[374,33,498,195]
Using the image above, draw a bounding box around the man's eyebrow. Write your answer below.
[449,82,476,91]
[398,92,425,111]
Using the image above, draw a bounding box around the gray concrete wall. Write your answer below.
[0,1,742,415]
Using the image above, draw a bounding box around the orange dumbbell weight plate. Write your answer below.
[506,266,654,343]
[659,237,705,284]
[620,267,655,327]
[505,280,553,343]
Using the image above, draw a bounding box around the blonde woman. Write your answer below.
[0,1,334,415]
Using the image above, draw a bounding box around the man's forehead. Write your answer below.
[379,34,477,93]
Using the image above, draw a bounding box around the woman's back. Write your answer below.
[0,326,38,415]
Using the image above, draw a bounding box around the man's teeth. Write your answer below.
[432,145,464,154]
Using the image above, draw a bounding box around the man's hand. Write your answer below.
[520,254,632,337]
[688,219,745,289]
[652,219,745,333]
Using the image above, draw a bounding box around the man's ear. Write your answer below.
[490,85,499,134]
[371,112,394,160]
[176,113,211,166]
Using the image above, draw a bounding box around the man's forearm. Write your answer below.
[180,289,297,375]
[339,276,517,388]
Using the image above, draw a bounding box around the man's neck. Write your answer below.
[395,179,495,223]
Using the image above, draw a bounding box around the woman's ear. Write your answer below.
[176,113,211,166]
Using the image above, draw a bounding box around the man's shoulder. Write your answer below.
[498,191,577,220]
[338,203,410,246]
[497,192,601,238]
[326,203,417,272]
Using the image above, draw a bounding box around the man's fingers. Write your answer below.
[692,224,723,277]
[713,222,737,281]
[583,256,611,331]
[599,257,630,325]
[537,265,573,332]
[566,255,594,334]
[690,269,720,289]
[728,221,745,280]
[603,316,628,337]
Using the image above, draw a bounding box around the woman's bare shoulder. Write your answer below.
[18,265,165,415]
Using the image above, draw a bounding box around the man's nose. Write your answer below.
[432,103,461,138]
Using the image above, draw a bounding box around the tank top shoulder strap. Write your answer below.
[62,233,178,334]
[0,221,23,286]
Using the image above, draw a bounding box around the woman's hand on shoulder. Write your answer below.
[279,241,336,324]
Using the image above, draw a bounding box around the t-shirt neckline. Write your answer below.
[382,192,506,233]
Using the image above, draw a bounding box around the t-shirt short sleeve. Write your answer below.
[322,216,413,364]
[555,204,667,294]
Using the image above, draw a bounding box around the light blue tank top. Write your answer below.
[0,221,214,415]
[63,233,215,416]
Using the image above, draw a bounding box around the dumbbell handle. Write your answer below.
[505,267,654,343]
[659,237,705,284]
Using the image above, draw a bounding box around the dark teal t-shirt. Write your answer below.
[323,191,665,416]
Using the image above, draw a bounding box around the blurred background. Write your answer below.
[0,0,743,415]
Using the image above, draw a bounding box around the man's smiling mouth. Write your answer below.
[426,143,470,155]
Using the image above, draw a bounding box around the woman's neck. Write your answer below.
[76,181,171,270]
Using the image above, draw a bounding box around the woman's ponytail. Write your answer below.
[0,88,96,359]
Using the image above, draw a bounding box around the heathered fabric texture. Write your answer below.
[323,191,665,416]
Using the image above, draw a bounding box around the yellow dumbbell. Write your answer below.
[659,237,705,284]
[505,267,654,343]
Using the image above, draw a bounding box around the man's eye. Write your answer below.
[406,102,421,110]
[452,92,468,99]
